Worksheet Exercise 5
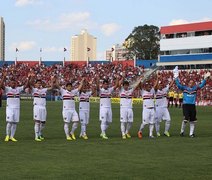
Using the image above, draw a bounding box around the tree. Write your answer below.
[123,24,160,60]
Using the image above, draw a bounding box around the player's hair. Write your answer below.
[66,82,72,87]
[103,79,109,84]
[123,80,129,86]
[35,79,42,83]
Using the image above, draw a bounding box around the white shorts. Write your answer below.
[79,110,90,124]
[142,108,155,125]
[63,109,79,123]
[6,107,20,123]
[120,107,133,122]
[155,107,171,122]
[99,107,112,123]
[34,105,47,122]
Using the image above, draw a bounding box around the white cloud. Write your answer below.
[15,0,42,7]
[101,23,121,36]
[169,17,212,25]
[27,12,95,31]
[10,41,36,51]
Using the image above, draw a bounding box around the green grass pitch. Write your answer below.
[0,101,212,180]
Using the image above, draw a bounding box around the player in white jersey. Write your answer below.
[138,75,158,139]
[0,74,29,142]
[98,78,119,139]
[155,80,174,137]
[78,82,95,140]
[118,75,143,139]
[57,78,84,141]
[30,78,54,142]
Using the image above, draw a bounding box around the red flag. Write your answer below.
[64,48,67,52]
[87,47,91,52]
[16,48,19,52]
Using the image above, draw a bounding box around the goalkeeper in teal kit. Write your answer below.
[173,66,211,137]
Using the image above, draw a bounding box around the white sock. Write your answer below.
[165,121,171,132]
[121,122,126,135]
[10,123,17,138]
[126,122,132,134]
[34,122,40,138]
[155,121,160,133]
[64,123,70,137]
[101,121,107,134]
[6,122,12,136]
[149,124,154,137]
[39,122,45,136]
[81,123,86,135]
[70,122,78,135]
[139,123,145,132]
[189,122,195,136]
[181,120,187,133]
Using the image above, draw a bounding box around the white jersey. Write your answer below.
[5,86,24,108]
[141,88,155,108]
[79,91,92,110]
[119,88,133,108]
[155,85,169,108]
[99,87,114,108]
[60,88,78,110]
[32,88,48,106]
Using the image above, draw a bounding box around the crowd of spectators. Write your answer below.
[0,63,211,105]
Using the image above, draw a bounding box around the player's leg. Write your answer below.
[149,109,155,138]
[189,105,197,138]
[63,110,72,140]
[138,108,148,139]
[180,104,189,136]
[5,107,13,141]
[163,108,171,137]
[39,107,47,140]
[120,108,127,139]
[34,120,41,141]
[155,108,161,137]
[8,108,19,142]
[79,110,88,139]
[100,108,109,139]
[70,110,79,140]
[126,108,133,138]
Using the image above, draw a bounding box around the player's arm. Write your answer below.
[198,72,211,89]
[153,73,160,90]
[132,75,143,91]
[113,76,119,90]
[77,77,85,91]
[118,72,125,89]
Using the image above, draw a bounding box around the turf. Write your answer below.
[0,101,212,180]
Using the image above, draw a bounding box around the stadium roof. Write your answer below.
[160,21,212,34]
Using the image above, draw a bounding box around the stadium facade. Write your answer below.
[158,21,212,68]
[106,44,128,61]
[0,17,5,61]
[71,29,97,62]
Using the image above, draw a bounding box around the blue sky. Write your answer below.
[1,0,212,61]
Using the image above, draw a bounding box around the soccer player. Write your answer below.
[30,77,55,141]
[0,73,29,142]
[78,81,96,140]
[97,78,119,139]
[138,74,158,139]
[173,66,210,137]
[154,79,174,137]
[57,78,84,141]
[118,74,142,139]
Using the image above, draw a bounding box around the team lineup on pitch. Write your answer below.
[1,66,211,142]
